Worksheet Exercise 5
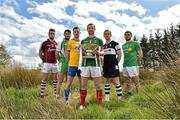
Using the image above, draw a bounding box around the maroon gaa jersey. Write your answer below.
[40,39,57,63]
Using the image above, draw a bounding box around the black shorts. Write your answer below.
[103,65,120,78]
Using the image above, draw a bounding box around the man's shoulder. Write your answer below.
[81,37,89,43]
[111,40,119,45]
[94,36,102,41]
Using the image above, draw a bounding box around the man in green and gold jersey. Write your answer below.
[122,31,143,96]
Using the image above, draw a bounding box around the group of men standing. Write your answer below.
[39,23,143,110]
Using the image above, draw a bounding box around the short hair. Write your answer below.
[124,31,132,35]
[64,29,71,34]
[73,26,80,31]
[104,29,111,34]
[48,28,55,33]
[87,23,95,29]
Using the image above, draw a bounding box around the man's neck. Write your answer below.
[73,37,79,41]
[64,38,69,41]
[49,38,54,42]
[126,39,131,42]
[88,35,95,38]
[106,39,111,44]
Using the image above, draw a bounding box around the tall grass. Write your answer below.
[1,63,179,119]
[0,64,41,89]
[145,63,180,119]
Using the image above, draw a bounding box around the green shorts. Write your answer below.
[59,61,68,74]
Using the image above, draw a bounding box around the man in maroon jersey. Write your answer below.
[39,28,59,97]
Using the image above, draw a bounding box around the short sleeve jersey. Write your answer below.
[57,39,68,62]
[103,40,120,67]
[40,39,57,63]
[81,37,103,66]
[67,39,81,67]
[122,40,141,67]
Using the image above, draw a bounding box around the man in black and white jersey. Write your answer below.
[102,29,122,102]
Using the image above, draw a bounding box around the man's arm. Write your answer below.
[56,42,62,62]
[116,50,121,63]
[66,50,70,62]
[138,49,143,65]
[39,43,44,61]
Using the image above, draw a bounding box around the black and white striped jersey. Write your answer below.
[103,40,121,67]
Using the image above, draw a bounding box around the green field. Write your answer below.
[0,65,179,119]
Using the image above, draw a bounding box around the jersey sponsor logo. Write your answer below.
[104,48,116,55]
[75,45,81,50]
[128,48,132,52]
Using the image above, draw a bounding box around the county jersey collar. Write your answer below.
[105,40,112,45]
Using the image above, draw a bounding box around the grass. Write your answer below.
[0,64,179,119]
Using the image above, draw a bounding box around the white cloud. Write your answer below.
[0,0,180,68]
[143,4,180,30]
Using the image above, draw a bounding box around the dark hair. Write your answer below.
[48,28,55,33]
[64,29,71,34]
[87,23,95,29]
[124,31,132,35]
[104,29,111,34]
[73,26,80,31]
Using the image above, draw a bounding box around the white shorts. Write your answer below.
[123,66,139,77]
[80,66,102,78]
[41,63,60,73]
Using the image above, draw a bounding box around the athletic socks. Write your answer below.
[104,84,110,102]
[41,80,47,97]
[116,84,122,99]
[96,90,102,105]
[53,80,57,95]
[80,89,87,107]
[64,88,70,102]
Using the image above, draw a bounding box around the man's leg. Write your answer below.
[64,75,74,103]
[125,77,133,96]
[80,77,88,108]
[56,72,64,97]
[53,73,58,95]
[41,73,49,97]
[91,67,102,105]
[113,77,122,99]
[132,76,141,94]
[94,77,103,105]
[104,78,111,102]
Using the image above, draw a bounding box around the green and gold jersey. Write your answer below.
[122,40,141,67]
[81,37,103,67]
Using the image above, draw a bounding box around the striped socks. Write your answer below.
[53,80,57,95]
[41,80,47,97]
[104,84,110,102]
[116,84,122,99]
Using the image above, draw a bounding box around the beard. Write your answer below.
[49,36,54,40]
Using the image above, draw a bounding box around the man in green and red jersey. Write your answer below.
[122,31,143,96]
[56,29,71,98]
[79,23,103,110]
[39,28,59,98]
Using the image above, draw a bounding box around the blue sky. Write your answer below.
[0,0,180,68]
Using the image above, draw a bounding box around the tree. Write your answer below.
[174,23,180,54]
[140,34,149,68]
[133,35,138,41]
[154,29,163,67]
[0,44,11,65]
